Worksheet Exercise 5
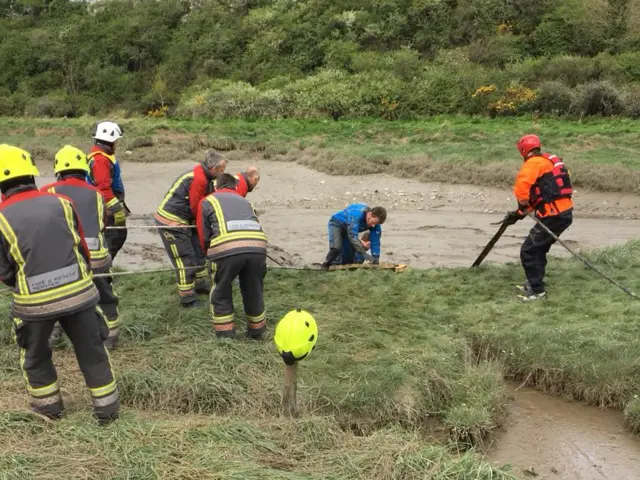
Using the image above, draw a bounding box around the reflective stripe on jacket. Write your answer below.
[41,177,112,273]
[0,186,99,321]
[155,164,214,225]
[197,189,267,261]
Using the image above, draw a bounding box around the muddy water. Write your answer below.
[487,385,640,480]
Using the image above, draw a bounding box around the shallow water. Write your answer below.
[487,385,640,480]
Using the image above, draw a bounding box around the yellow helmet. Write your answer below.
[274,308,318,365]
[0,144,39,183]
[55,145,89,175]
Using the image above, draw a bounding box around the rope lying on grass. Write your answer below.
[527,213,640,301]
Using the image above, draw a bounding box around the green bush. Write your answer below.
[622,86,640,119]
[572,81,624,116]
[25,95,80,118]
[535,81,574,115]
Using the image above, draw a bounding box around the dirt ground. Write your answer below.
[35,155,640,271]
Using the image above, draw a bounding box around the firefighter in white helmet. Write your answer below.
[87,120,128,260]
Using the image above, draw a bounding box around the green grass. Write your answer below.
[2,116,640,193]
[2,241,640,478]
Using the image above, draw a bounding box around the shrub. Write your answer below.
[177,80,293,119]
[572,81,624,116]
[535,81,574,115]
[25,95,79,118]
[622,87,640,119]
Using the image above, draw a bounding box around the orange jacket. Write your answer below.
[513,154,573,218]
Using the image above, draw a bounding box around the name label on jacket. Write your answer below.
[226,220,261,231]
[85,237,100,250]
[27,264,79,293]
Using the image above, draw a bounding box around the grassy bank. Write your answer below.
[2,116,640,193]
[1,241,640,478]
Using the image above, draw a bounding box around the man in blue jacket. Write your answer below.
[321,204,387,269]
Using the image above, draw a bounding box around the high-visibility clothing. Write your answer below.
[40,176,111,273]
[197,189,268,260]
[156,220,208,304]
[209,253,266,338]
[87,146,125,216]
[13,306,119,422]
[155,164,215,226]
[514,153,574,219]
[40,175,120,339]
[0,185,99,321]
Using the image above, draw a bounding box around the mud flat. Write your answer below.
[34,158,640,272]
[487,385,640,480]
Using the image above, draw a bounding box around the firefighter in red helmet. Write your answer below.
[503,134,574,301]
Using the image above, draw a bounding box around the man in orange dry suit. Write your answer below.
[502,134,574,302]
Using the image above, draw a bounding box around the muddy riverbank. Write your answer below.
[487,385,640,480]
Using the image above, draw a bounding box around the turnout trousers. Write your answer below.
[156,221,209,304]
[520,210,573,294]
[50,273,121,350]
[105,215,127,260]
[210,253,267,339]
[12,306,119,423]
[94,275,120,345]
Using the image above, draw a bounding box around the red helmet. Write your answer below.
[516,134,541,158]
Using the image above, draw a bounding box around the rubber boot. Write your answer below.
[182,299,205,309]
[195,278,211,295]
[32,396,64,420]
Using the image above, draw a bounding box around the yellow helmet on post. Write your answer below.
[54,145,89,175]
[0,144,39,183]
[274,308,318,365]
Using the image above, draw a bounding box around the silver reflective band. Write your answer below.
[93,390,119,407]
[226,220,261,231]
[85,237,100,250]
[27,264,79,293]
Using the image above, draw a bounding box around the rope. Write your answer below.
[105,225,196,230]
[527,213,640,301]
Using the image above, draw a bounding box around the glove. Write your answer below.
[371,255,380,265]
[502,210,525,226]
[113,210,127,226]
[362,253,372,263]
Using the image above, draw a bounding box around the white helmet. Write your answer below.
[93,121,123,143]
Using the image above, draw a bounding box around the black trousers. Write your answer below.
[210,253,266,338]
[520,211,573,294]
[94,275,120,337]
[157,223,208,304]
[13,306,119,421]
[105,215,127,260]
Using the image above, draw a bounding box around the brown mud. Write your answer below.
[487,385,640,480]
[35,156,640,271]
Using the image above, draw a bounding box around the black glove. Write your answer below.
[371,255,380,265]
[502,210,525,226]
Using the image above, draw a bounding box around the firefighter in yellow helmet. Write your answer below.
[0,144,119,424]
[41,145,121,350]
[274,309,318,365]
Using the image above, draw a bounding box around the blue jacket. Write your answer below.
[330,203,382,257]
